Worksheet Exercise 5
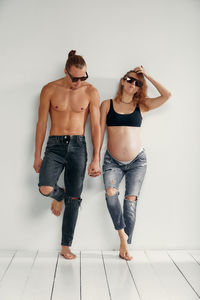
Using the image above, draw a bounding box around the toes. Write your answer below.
[60,252,76,260]
[51,203,62,216]
[119,254,128,260]
[119,252,133,261]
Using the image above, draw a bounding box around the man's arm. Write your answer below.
[33,85,52,173]
[88,86,101,177]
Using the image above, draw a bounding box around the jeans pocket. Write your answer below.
[104,151,113,163]
[46,139,58,148]
[137,150,147,161]
[103,165,111,173]
[78,139,86,148]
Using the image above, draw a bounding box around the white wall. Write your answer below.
[0,0,199,250]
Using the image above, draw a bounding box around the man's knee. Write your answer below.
[39,185,54,196]
[106,187,118,197]
[125,195,137,201]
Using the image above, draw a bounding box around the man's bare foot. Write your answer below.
[118,230,133,261]
[60,246,76,260]
[51,199,64,216]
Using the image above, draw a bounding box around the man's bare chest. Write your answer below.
[50,90,90,113]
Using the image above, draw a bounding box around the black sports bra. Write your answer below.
[106,99,142,127]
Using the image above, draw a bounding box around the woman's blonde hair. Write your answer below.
[114,70,148,107]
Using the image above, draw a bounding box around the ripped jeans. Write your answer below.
[38,135,87,246]
[103,149,147,244]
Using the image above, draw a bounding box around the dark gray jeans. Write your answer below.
[103,148,147,244]
[38,135,87,246]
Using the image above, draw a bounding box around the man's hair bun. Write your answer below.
[68,50,76,57]
[65,50,86,70]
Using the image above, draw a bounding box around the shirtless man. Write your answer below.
[33,50,101,259]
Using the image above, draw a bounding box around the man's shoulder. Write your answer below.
[85,84,99,101]
[85,83,98,93]
[41,78,63,93]
[41,83,55,95]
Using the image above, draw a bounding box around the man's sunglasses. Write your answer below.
[66,69,88,82]
[124,76,143,87]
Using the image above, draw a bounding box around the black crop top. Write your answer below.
[106,99,142,127]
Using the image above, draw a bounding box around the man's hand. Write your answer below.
[33,157,42,173]
[88,160,101,177]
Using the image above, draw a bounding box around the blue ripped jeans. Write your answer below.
[103,149,147,244]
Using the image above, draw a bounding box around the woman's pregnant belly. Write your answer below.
[107,126,142,161]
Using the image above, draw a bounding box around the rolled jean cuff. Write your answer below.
[49,186,65,201]
[39,184,65,202]
[114,225,126,230]
[61,241,72,247]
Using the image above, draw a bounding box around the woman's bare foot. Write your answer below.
[51,199,64,216]
[118,230,133,261]
[60,246,76,260]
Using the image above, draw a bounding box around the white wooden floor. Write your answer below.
[0,250,199,300]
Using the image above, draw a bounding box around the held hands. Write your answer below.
[33,157,42,173]
[88,159,101,177]
[133,65,149,77]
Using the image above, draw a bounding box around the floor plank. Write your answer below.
[189,250,200,265]
[168,250,200,298]
[0,250,16,282]
[146,250,199,300]
[128,250,169,300]
[103,251,140,300]
[21,251,58,300]
[51,251,80,300]
[0,250,37,300]
[81,251,110,300]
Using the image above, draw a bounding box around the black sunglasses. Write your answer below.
[66,69,88,82]
[124,76,143,87]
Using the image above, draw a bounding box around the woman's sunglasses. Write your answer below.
[124,76,143,87]
[67,69,88,82]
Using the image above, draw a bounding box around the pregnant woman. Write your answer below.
[100,66,171,260]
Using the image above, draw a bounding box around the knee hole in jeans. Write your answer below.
[125,195,137,201]
[39,185,54,196]
[106,187,118,197]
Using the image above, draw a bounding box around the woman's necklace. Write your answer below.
[121,100,133,104]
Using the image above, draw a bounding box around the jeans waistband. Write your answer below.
[49,135,85,142]
[106,147,145,166]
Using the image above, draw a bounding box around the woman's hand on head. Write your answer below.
[133,65,149,77]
